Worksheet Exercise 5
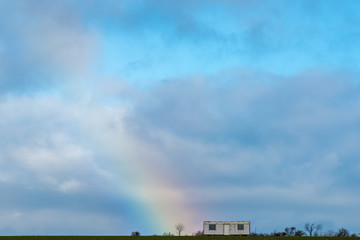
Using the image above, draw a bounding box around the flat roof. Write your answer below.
[204,221,250,224]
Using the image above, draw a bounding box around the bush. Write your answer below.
[337,228,350,237]
[131,231,140,236]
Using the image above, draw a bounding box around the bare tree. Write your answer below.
[304,223,314,236]
[304,223,322,236]
[175,223,185,236]
[323,230,336,236]
[295,230,306,236]
[314,223,322,236]
[337,228,349,237]
[284,227,296,236]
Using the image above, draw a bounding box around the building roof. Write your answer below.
[204,221,250,224]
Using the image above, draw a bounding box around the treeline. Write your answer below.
[251,223,359,237]
[132,222,359,237]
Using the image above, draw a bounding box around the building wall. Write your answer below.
[203,221,250,235]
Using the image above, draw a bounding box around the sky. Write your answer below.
[1,0,360,236]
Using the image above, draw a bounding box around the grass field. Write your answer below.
[0,237,359,240]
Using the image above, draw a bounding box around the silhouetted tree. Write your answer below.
[314,224,322,236]
[337,228,350,237]
[323,230,336,236]
[272,231,282,236]
[295,230,305,236]
[304,223,322,236]
[284,227,290,236]
[194,230,203,236]
[131,231,140,236]
[284,227,296,236]
[175,223,185,236]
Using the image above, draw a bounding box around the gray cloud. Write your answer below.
[0,96,151,234]
[2,0,360,234]
[0,0,97,94]
[2,69,360,233]
[126,69,360,232]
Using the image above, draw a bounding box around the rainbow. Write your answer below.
[77,106,201,234]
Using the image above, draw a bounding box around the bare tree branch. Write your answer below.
[175,223,185,236]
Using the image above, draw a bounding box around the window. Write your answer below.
[238,224,244,230]
[209,224,216,230]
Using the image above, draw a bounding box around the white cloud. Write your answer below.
[0,209,124,235]
[58,179,84,193]
[124,70,360,233]
[0,0,99,93]
[1,0,359,235]
[0,95,114,190]
[0,170,13,183]
[1,67,360,234]
[12,212,22,218]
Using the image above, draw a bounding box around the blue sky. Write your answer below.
[1,0,360,236]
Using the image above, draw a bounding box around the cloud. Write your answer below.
[3,0,360,95]
[0,95,140,234]
[2,0,360,235]
[0,95,124,191]
[59,179,84,193]
[126,69,360,232]
[0,0,98,93]
[0,209,124,235]
[0,93,197,234]
[80,0,360,81]
[1,68,360,234]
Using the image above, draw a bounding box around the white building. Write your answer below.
[203,221,250,236]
